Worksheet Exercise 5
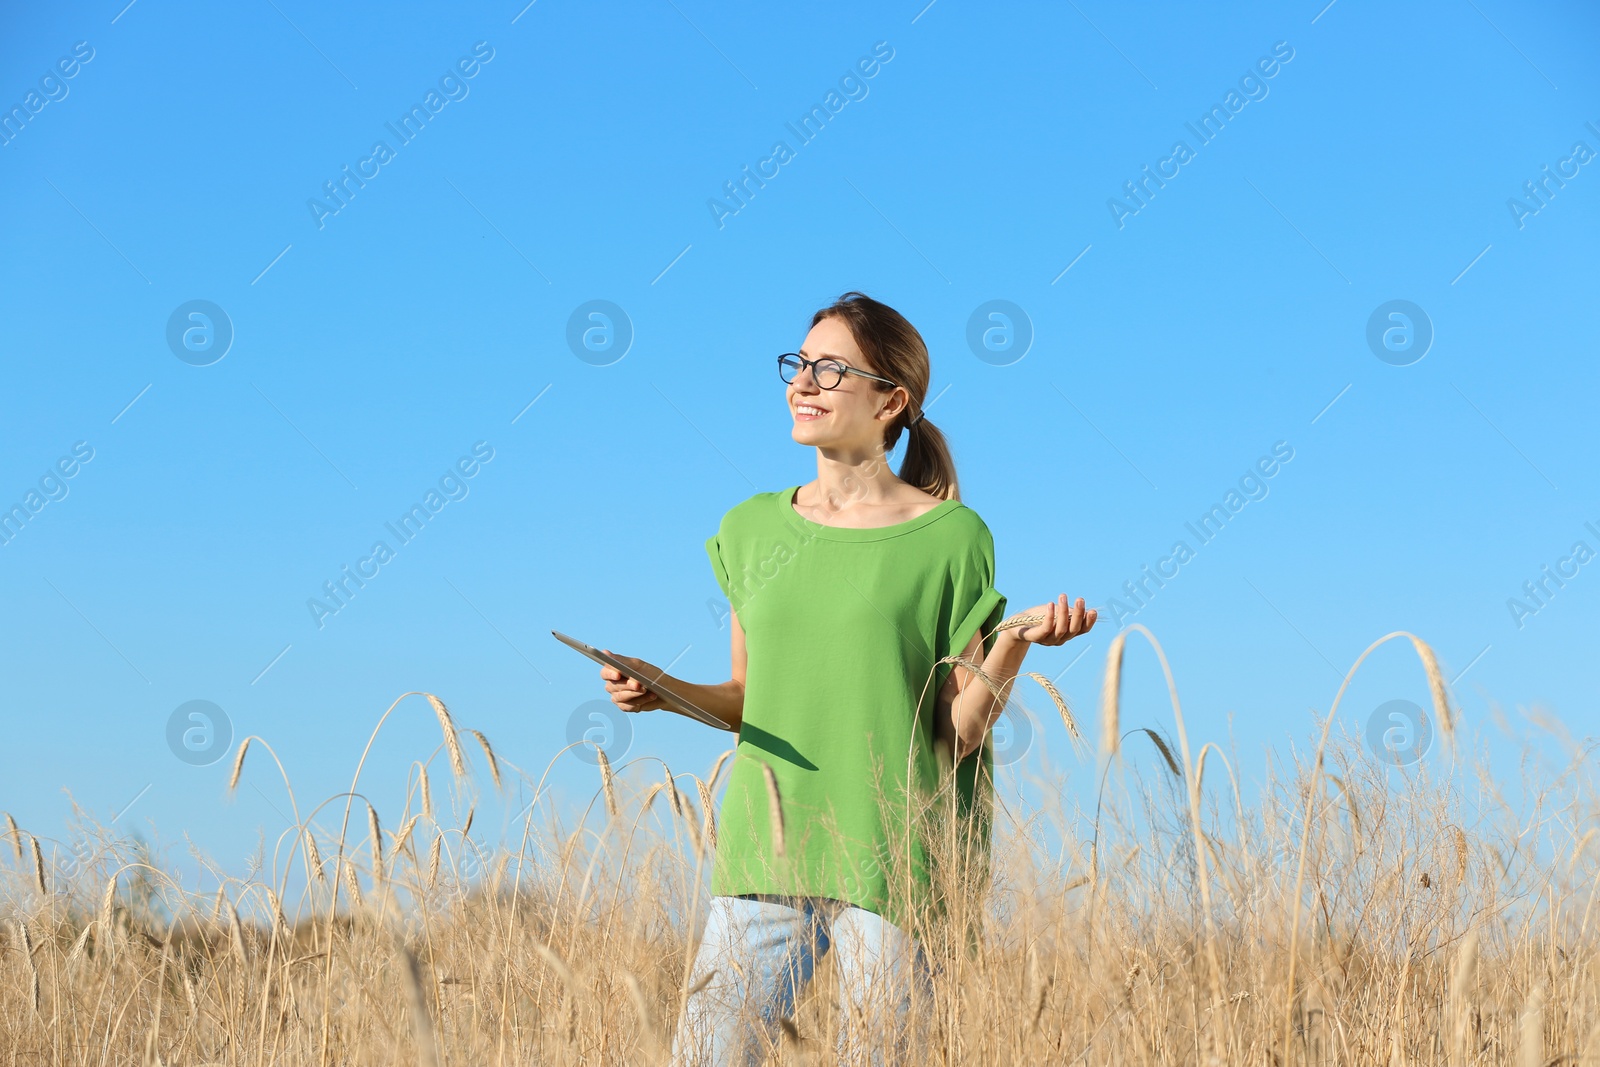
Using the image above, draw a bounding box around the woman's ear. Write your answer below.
[878,387,911,423]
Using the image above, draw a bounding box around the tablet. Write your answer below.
[552,630,734,732]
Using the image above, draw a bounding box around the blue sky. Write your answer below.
[2,0,1596,887]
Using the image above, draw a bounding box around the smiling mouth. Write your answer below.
[794,404,829,420]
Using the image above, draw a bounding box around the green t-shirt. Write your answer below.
[704,484,1008,938]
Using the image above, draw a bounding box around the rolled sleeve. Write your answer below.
[946,519,1006,662]
[950,585,1008,662]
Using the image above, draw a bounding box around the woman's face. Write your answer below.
[787,316,905,452]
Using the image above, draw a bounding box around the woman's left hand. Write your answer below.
[1012,595,1097,645]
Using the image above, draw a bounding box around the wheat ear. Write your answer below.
[1449,928,1478,1067]
[394,815,420,859]
[98,875,118,937]
[663,765,684,819]
[707,747,737,789]
[343,859,363,908]
[425,694,467,779]
[304,830,326,884]
[1409,634,1455,750]
[367,804,383,885]
[1101,631,1128,760]
[468,729,503,792]
[395,935,441,1067]
[762,762,786,859]
[227,737,251,794]
[696,776,718,850]
[30,837,46,896]
[596,748,619,819]
[3,813,21,864]
[1025,670,1081,745]
[18,920,38,1011]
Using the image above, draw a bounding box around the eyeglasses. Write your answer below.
[777,353,899,391]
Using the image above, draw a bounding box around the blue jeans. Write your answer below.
[669,893,936,1066]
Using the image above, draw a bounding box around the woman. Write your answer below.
[600,291,1096,1065]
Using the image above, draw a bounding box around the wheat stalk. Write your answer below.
[623,971,662,1055]
[10,623,1586,1063]
[707,747,736,789]
[1519,982,1545,1067]
[532,939,578,1041]
[343,859,364,908]
[1024,941,1049,1031]
[532,940,574,988]
[687,968,717,998]
[99,875,118,940]
[394,815,420,859]
[531,940,576,1049]
[367,804,384,887]
[556,825,582,876]
[1138,729,1182,779]
[468,729,503,792]
[1025,671,1080,744]
[681,796,703,854]
[419,765,434,821]
[933,653,1013,704]
[597,748,619,819]
[394,935,441,1067]
[3,813,21,864]
[1449,927,1478,1066]
[1281,629,1467,1057]
[762,761,785,859]
[30,837,46,896]
[696,776,718,851]
[995,611,1047,635]
[664,765,684,819]
[1101,631,1127,760]
[267,887,291,944]
[1388,950,1413,1067]
[227,737,251,794]
[226,898,247,963]
[1409,634,1455,749]
[67,924,93,967]
[18,920,38,1012]
[209,886,227,925]
[425,694,467,779]
[304,830,326,884]
[182,970,200,1033]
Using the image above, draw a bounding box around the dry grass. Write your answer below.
[1,645,1597,1066]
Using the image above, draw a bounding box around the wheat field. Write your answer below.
[2,628,1596,1065]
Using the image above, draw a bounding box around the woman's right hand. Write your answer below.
[600,650,667,713]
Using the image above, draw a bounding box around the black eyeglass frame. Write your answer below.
[776,352,900,392]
